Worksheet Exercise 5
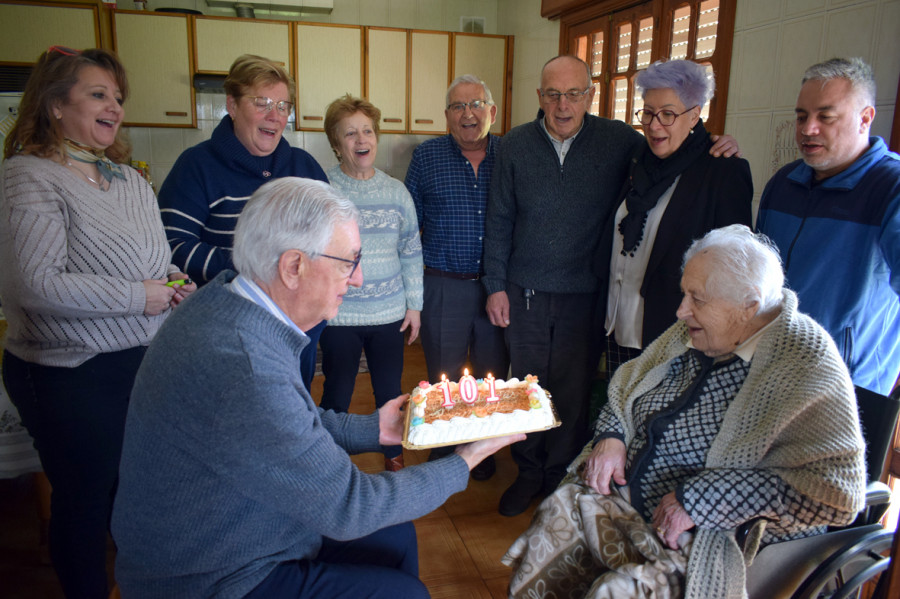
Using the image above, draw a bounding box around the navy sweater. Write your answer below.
[483,114,643,295]
[158,116,327,285]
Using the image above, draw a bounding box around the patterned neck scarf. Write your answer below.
[64,138,126,183]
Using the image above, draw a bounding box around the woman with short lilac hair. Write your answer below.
[601,58,753,374]
[636,58,715,110]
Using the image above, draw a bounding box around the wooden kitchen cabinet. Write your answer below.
[453,33,510,134]
[194,16,290,74]
[295,23,362,131]
[113,11,194,127]
[365,27,407,133]
[409,30,450,135]
[0,1,99,64]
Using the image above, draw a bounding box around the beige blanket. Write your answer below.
[502,481,691,599]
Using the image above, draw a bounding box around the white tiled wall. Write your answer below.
[726,0,900,215]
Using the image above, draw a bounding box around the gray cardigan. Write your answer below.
[111,272,470,598]
[483,114,643,295]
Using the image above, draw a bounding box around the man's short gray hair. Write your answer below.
[683,224,785,314]
[233,178,359,284]
[802,57,876,107]
[446,74,494,107]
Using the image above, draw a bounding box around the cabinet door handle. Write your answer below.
[414,119,433,124]
[303,115,324,121]
[384,118,402,123]
[165,111,188,117]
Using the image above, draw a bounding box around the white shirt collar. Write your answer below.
[228,273,306,338]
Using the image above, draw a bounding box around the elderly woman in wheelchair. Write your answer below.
[503,225,867,599]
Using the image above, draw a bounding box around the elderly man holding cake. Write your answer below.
[110,177,523,599]
[503,225,866,599]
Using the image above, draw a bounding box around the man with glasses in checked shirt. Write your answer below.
[405,75,510,481]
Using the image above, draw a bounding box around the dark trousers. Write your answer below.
[2,347,146,599]
[319,321,404,458]
[505,283,596,487]
[420,274,508,383]
[245,522,428,598]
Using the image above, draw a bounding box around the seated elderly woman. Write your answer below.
[504,224,866,599]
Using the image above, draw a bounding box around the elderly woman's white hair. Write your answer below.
[682,224,784,314]
[233,177,359,284]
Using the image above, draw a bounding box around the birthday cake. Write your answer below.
[403,373,559,449]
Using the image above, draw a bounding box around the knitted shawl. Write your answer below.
[606,289,866,598]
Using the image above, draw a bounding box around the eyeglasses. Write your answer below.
[447,100,492,113]
[48,45,80,57]
[318,251,362,278]
[246,96,294,116]
[635,107,697,127]
[539,88,592,103]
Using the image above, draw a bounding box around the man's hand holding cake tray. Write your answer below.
[403,371,561,449]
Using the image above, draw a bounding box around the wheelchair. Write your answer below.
[745,385,899,599]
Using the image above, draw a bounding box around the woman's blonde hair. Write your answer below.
[224,54,295,105]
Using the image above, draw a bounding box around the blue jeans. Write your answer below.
[245,522,428,598]
[3,347,146,599]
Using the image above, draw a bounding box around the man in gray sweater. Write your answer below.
[111,177,521,599]
[484,55,738,517]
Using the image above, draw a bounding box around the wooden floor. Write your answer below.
[0,340,537,598]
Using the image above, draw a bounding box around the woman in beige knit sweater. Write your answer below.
[0,47,195,598]
[503,224,865,599]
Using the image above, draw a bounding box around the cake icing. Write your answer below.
[405,374,557,447]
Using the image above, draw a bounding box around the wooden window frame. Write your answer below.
[550,0,737,135]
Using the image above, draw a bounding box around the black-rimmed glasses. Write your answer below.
[539,87,592,103]
[319,252,362,278]
[246,96,294,116]
[635,106,697,127]
[447,100,492,113]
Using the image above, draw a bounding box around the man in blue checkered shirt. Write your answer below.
[405,75,509,481]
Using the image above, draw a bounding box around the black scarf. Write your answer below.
[618,120,710,255]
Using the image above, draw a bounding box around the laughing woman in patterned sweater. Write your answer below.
[321,95,423,472]
[504,225,865,599]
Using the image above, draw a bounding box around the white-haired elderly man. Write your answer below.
[757,57,900,396]
[111,177,522,599]
[405,74,509,480]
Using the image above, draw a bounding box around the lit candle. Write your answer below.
[440,374,454,408]
[459,368,478,404]
[486,373,500,403]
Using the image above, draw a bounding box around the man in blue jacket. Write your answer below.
[757,57,900,395]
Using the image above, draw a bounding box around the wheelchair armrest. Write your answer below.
[739,482,891,548]
[865,481,891,506]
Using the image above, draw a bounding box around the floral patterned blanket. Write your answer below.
[502,481,692,598]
